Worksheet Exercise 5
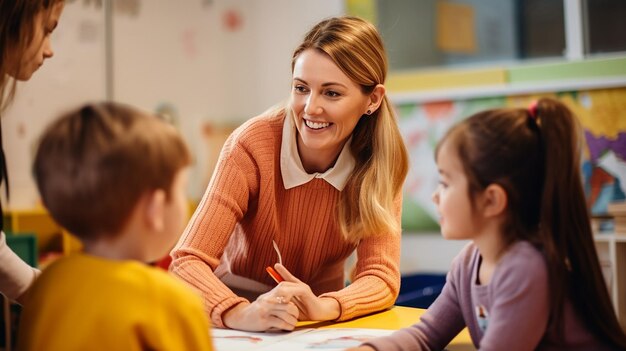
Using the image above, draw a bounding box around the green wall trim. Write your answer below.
[508,57,626,83]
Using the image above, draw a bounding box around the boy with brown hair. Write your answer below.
[17,102,213,351]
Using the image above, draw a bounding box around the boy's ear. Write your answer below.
[480,184,507,218]
[145,189,166,231]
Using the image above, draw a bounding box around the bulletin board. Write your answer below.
[398,88,626,231]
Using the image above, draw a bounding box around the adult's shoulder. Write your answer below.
[229,107,286,148]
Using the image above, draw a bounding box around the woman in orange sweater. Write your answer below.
[171,16,409,332]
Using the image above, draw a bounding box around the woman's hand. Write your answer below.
[273,263,341,321]
[222,290,299,331]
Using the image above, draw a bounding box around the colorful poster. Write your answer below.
[436,2,477,54]
[398,88,626,232]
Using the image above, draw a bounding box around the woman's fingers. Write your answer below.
[270,287,312,321]
[223,295,301,331]
[270,296,299,318]
[268,303,299,330]
[267,269,319,321]
[292,298,310,320]
[267,315,296,331]
[256,292,300,330]
[265,295,299,330]
[274,263,301,283]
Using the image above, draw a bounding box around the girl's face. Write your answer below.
[432,140,478,240]
[289,49,372,163]
[7,2,64,81]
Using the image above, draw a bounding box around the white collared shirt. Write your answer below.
[280,116,355,191]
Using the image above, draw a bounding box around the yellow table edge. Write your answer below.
[298,306,473,348]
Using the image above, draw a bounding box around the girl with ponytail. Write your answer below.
[351,98,626,350]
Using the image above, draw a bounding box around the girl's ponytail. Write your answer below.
[535,98,626,348]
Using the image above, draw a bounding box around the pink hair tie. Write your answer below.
[528,101,538,120]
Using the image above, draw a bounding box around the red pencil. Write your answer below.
[266,266,284,284]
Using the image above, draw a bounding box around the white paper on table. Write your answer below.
[212,328,394,351]
[212,328,311,351]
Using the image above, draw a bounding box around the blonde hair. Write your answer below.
[289,16,409,242]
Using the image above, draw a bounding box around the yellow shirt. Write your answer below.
[17,253,213,351]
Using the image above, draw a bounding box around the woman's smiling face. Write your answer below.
[289,49,372,166]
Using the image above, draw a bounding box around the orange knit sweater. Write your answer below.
[171,111,401,328]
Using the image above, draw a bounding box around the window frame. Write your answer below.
[370,0,626,103]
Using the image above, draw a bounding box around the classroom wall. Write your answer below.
[2,0,344,208]
[401,234,468,273]
[112,0,344,196]
[10,1,622,275]
[2,3,107,209]
[4,0,459,275]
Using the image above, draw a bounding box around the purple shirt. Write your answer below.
[365,241,615,351]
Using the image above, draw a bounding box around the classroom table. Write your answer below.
[300,305,476,350]
[213,306,475,350]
